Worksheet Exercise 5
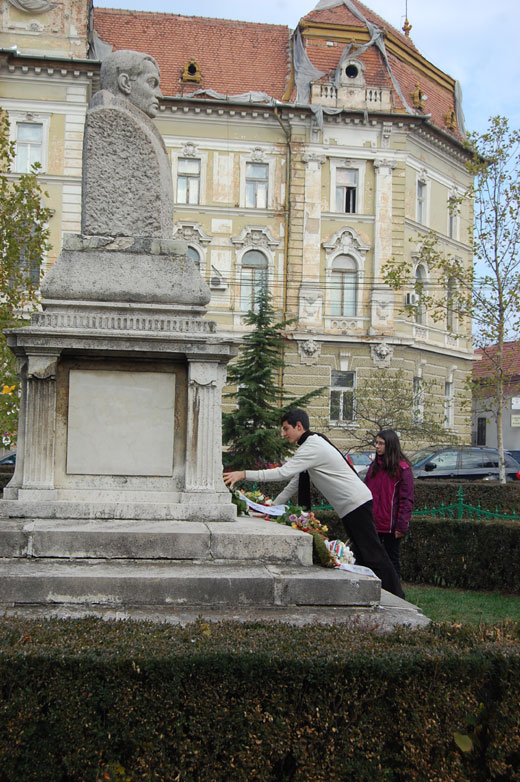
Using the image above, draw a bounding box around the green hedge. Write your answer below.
[245,480,520,517]
[401,517,520,592]
[0,617,520,781]
[309,511,520,594]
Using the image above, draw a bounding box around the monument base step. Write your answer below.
[0,558,380,608]
[0,499,237,521]
[0,518,312,565]
[0,595,431,632]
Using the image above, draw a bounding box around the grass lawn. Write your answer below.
[404,582,520,624]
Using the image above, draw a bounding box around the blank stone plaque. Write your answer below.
[67,369,175,476]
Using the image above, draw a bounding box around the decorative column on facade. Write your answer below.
[23,352,60,489]
[185,358,224,491]
[299,152,325,328]
[370,157,397,336]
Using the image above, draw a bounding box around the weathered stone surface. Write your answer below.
[0,499,238,522]
[0,601,432,631]
[0,518,312,565]
[81,84,172,238]
[40,243,211,306]
[0,559,380,607]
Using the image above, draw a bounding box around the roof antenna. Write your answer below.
[402,0,412,37]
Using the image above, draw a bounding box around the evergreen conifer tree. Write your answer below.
[222,286,324,468]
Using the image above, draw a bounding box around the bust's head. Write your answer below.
[100,50,162,118]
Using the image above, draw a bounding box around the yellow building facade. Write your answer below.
[0,0,475,449]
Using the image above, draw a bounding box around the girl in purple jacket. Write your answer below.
[365,429,414,578]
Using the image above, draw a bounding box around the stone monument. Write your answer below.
[1,49,238,521]
[0,51,427,629]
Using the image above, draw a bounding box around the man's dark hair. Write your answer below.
[281,408,310,430]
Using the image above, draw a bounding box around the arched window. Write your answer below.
[330,255,357,317]
[415,264,427,324]
[187,245,201,269]
[240,249,268,312]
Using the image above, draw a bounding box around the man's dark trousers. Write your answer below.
[341,500,405,598]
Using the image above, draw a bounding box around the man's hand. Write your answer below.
[223,470,246,488]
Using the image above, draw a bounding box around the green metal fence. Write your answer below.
[312,486,520,521]
[411,485,520,521]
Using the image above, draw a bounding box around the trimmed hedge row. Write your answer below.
[401,517,520,592]
[1,618,520,781]
[244,480,520,517]
[310,510,520,594]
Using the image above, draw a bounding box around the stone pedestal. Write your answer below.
[1,236,239,522]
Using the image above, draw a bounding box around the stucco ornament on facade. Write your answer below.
[231,225,280,251]
[298,338,322,365]
[8,0,57,13]
[250,146,265,162]
[173,221,212,247]
[371,341,394,368]
[299,283,323,326]
[182,142,198,157]
[323,225,370,258]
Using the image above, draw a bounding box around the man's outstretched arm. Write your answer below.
[223,470,246,488]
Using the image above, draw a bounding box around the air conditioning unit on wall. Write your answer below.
[210,276,227,290]
[405,292,417,306]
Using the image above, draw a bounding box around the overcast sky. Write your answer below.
[93,0,519,135]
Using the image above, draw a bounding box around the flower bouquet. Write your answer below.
[276,506,335,568]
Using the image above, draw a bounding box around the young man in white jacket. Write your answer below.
[223,408,405,598]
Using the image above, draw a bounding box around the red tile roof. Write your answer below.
[302,0,420,54]
[93,2,463,138]
[93,8,291,99]
[474,342,520,381]
[301,1,461,136]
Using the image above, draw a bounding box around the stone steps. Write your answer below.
[0,517,432,630]
[0,558,380,608]
[0,518,312,564]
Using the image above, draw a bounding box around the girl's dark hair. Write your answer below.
[371,429,410,478]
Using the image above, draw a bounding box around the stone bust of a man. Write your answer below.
[82,49,173,239]
[99,50,162,119]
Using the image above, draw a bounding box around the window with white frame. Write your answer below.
[240,249,268,311]
[412,376,424,423]
[15,122,43,173]
[414,264,427,324]
[448,194,459,240]
[330,255,357,317]
[446,276,457,331]
[245,162,268,209]
[187,245,201,269]
[330,370,355,423]
[416,179,427,224]
[176,158,201,204]
[476,416,486,446]
[444,380,454,428]
[335,167,358,213]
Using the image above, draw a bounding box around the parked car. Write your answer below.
[343,451,374,479]
[0,451,15,466]
[410,446,520,481]
[507,449,520,465]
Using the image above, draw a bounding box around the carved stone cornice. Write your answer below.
[323,226,370,258]
[173,221,212,247]
[231,225,280,250]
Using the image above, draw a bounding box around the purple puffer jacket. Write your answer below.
[365,458,414,535]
